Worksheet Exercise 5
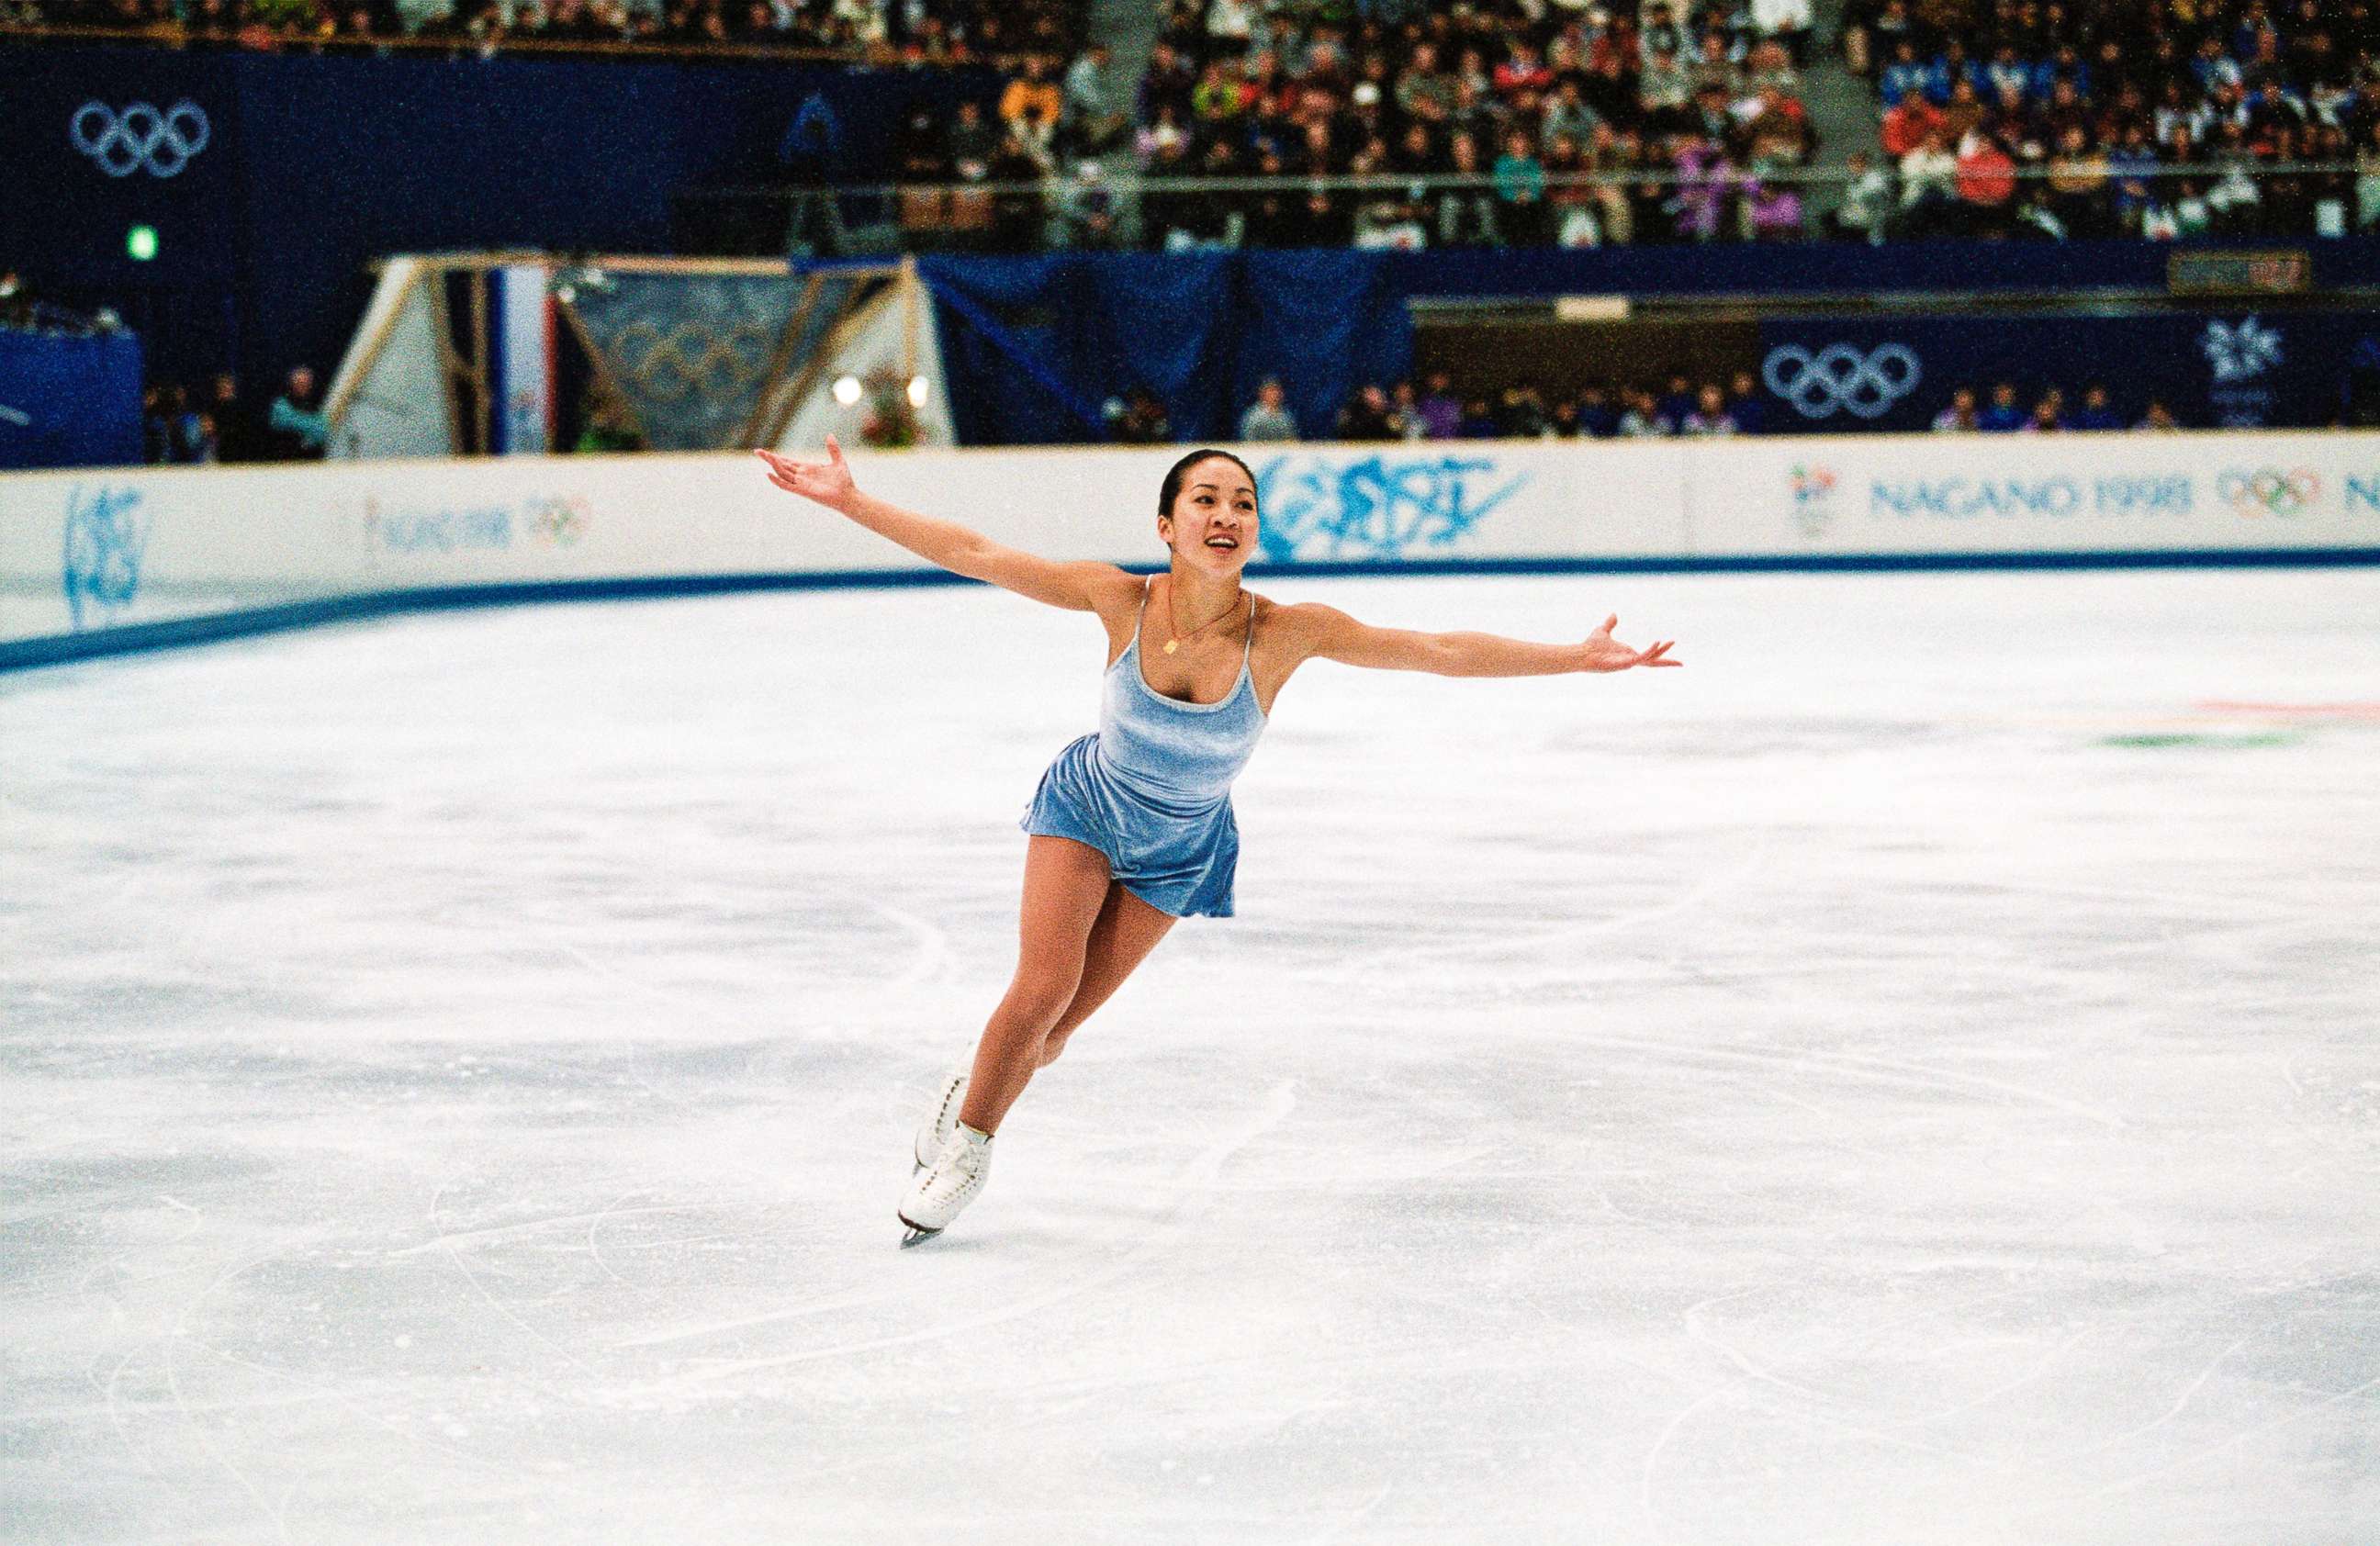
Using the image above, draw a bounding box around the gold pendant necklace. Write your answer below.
[1162,585,1238,655]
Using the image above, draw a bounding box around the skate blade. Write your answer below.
[897,1214,942,1249]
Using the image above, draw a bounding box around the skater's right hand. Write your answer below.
[755,436,857,512]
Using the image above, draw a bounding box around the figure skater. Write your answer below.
[755,439,1681,1243]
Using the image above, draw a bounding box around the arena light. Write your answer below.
[125,225,159,262]
[832,375,862,406]
[905,375,928,409]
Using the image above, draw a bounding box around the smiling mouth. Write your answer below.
[1206,536,1240,549]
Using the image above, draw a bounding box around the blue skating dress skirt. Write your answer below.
[1020,581,1268,919]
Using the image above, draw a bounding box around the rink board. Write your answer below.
[4,433,2376,668]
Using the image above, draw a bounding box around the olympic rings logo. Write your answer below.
[2218,466,2320,517]
[1762,343,1923,420]
[608,320,775,402]
[71,100,211,178]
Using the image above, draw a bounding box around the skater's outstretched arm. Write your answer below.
[1283,603,1681,678]
[756,440,1131,614]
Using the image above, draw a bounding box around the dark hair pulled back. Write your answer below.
[1157,448,1258,520]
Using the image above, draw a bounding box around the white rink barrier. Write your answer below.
[5,432,2376,667]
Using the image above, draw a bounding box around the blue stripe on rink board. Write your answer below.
[6,545,2379,674]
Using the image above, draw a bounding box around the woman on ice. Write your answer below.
[755,440,1681,1242]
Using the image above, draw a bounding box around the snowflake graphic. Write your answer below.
[2202,317,2284,385]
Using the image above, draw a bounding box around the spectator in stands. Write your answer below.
[1752,0,1813,67]
[1335,383,1399,441]
[1416,372,1464,440]
[1726,371,1765,434]
[1001,55,1064,142]
[1205,0,1253,54]
[1672,136,1735,241]
[1977,381,2026,432]
[1618,387,1675,436]
[1657,375,1699,428]
[1828,151,1892,241]
[1879,40,1933,113]
[1881,77,1946,165]
[2042,127,2114,238]
[141,386,174,466]
[1063,44,1131,155]
[2107,124,2162,234]
[1939,77,1989,147]
[1056,162,1119,249]
[2020,389,2067,431]
[2137,399,2181,431]
[1577,384,1621,438]
[1107,386,1172,443]
[988,128,1049,252]
[1955,130,2019,235]
[0,273,30,331]
[1899,129,1959,235]
[1681,383,1739,433]
[265,367,330,461]
[1438,132,1502,247]
[1932,386,1981,431]
[1238,377,1298,442]
[206,374,264,464]
[1493,131,1551,246]
[1745,169,1806,239]
[2071,384,2124,431]
[1498,385,1550,437]
[2359,125,2380,232]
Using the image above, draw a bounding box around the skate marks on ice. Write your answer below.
[1633,1264,2380,1540]
[7,570,2380,1543]
[645,1082,1298,1388]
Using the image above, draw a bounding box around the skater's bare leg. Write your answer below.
[1038,882,1178,1068]
[957,835,1112,1135]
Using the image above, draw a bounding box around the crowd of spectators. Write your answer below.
[1850,0,2380,239]
[1215,372,1782,443]
[895,0,1829,251]
[1927,378,2183,428]
[140,366,331,465]
[1,0,1077,65]
[1167,369,2199,444]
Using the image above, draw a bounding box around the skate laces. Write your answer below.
[939,1136,985,1193]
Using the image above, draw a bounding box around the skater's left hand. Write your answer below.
[1577,615,1681,673]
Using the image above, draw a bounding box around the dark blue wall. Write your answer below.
[5,46,994,389]
[1756,312,2380,432]
[1375,240,2380,298]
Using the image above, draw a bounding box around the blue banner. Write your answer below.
[0,329,143,470]
[919,252,1413,446]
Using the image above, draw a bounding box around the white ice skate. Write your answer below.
[914,1067,971,1171]
[898,1126,992,1246]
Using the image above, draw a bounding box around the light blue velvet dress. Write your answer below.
[1019,574,1269,917]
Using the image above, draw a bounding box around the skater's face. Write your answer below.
[1160,455,1259,571]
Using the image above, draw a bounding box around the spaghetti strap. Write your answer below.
[1241,590,1255,667]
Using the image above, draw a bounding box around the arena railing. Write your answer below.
[677,162,2380,253]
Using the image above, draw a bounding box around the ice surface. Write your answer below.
[2,568,2376,1545]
